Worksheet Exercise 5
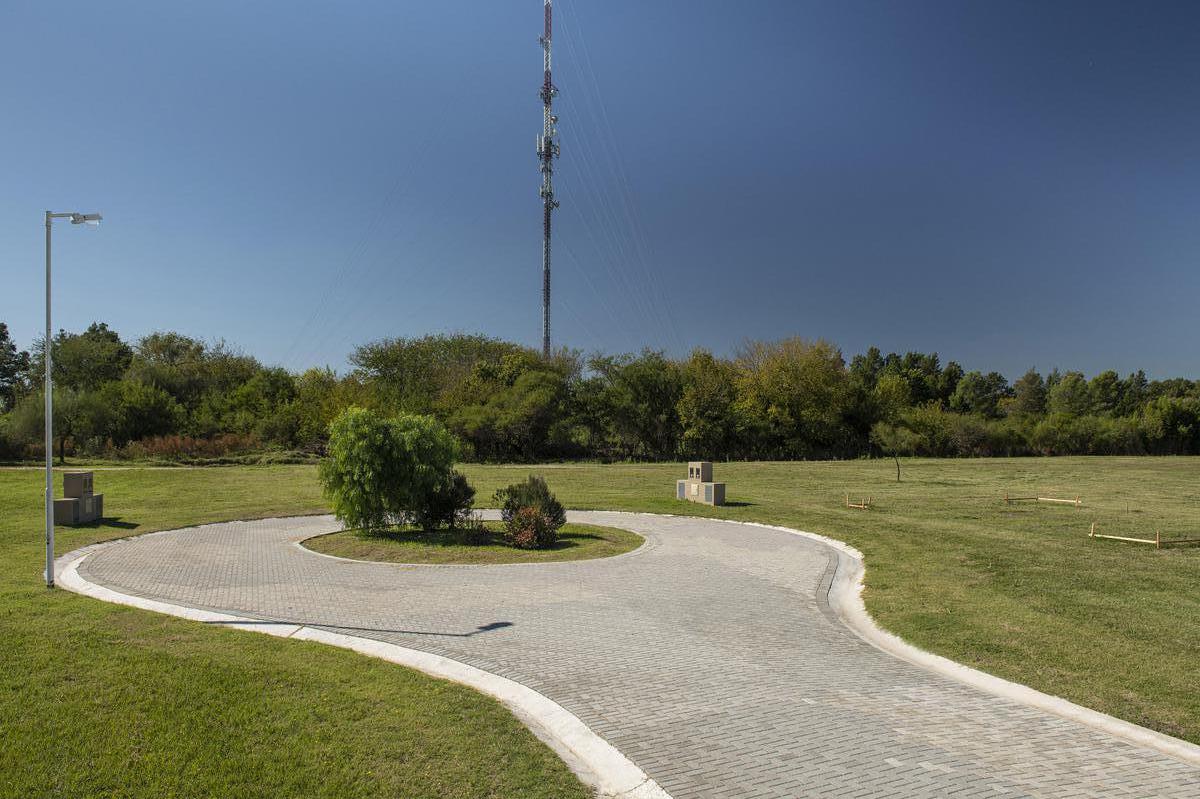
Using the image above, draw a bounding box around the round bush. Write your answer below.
[504,506,556,550]
[493,475,566,531]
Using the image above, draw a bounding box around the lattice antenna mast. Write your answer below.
[537,0,560,358]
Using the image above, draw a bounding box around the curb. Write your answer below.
[54,536,670,799]
[55,509,1200,788]
[724,517,1200,768]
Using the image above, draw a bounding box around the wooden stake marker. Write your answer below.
[1005,493,1082,508]
[845,493,872,510]
[1089,523,1200,549]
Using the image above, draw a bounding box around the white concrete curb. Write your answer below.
[54,541,670,799]
[724,517,1200,768]
[55,508,1200,790]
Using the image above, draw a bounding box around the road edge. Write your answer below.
[54,535,671,799]
[728,517,1200,768]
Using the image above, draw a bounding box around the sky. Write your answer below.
[2,0,1198,379]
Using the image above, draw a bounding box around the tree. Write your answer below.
[870,422,921,481]
[735,337,852,459]
[0,322,31,411]
[1047,372,1092,417]
[1009,369,1047,417]
[33,322,132,392]
[677,349,741,460]
[351,334,530,415]
[1116,370,1149,416]
[318,407,468,533]
[101,380,184,445]
[585,350,683,460]
[1089,370,1122,416]
[948,371,1010,418]
[9,388,110,463]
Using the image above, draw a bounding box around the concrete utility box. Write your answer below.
[54,471,103,525]
[63,471,93,498]
[675,461,726,506]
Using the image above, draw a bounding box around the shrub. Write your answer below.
[119,433,260,460]
[411,470,476,530]
[319,406,468,533]
[494,474,566,530]
[504,506,556,550]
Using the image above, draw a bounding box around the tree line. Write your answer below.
[1,320,1197,462]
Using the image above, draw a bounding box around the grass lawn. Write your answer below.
[303,521,642,565]
[0,466,590,799]
[1,457,1198,799]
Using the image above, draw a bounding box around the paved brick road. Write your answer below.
[77,512,1200,798]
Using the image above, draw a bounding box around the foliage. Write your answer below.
[949,371,1010,418]
[0,322,31,412]
[411,470,476,531]
[3,320,1200,463]
[582,350,683,460]
[677,349,742,459]
[734,337,852,458]
[502,506,558,550]
[869,421,921,481]
[318,407,465,533]
[494,474,567,531]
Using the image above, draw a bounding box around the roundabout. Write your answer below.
[57,510,1200,798]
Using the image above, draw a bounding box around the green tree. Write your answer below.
[351,334,530,415]
[1009,369,1047,417]
[585,350,683,460]
[9,388,110,463]
[870,421,920,481]
[1047,371,1092,417]
[735,337,852,458]
[1116,370,1149,416]
[319,407,467,533]
[0,322,31,411]
[29,322,132,392]
[101,380,185,445]
[949,371,1010,418]
[677,349,741,460]
[1089,370,1122,416]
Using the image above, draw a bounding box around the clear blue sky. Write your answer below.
[2,1,1197,378]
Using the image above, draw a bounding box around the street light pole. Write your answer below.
[44,210,101,588]
[44,213,53,588]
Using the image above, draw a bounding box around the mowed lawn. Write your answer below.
[0,467,591,799]
[0,458,1197,799]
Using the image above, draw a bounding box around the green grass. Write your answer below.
[2,457,1198,799]
[304,521,643,565]
[0,466,590,799]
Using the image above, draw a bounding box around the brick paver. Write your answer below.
[76,512,1200,798]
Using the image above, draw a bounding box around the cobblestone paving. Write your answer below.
[78,512,1200,798]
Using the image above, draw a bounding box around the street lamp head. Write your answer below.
[69,213,102,226]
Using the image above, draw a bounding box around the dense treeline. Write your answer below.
[1,320,1197,462]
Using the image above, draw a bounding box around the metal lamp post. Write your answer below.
[44,210,101,588]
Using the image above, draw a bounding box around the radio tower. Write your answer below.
[537,0,560,358]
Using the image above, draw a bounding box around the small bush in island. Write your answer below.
[493,475,566,550]
[319,407,474,533]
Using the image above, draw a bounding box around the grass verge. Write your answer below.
[303,521,643,565]
[0,466,590,799]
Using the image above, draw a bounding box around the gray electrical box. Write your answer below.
[54,471,103,525]
[675,461,726,506]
